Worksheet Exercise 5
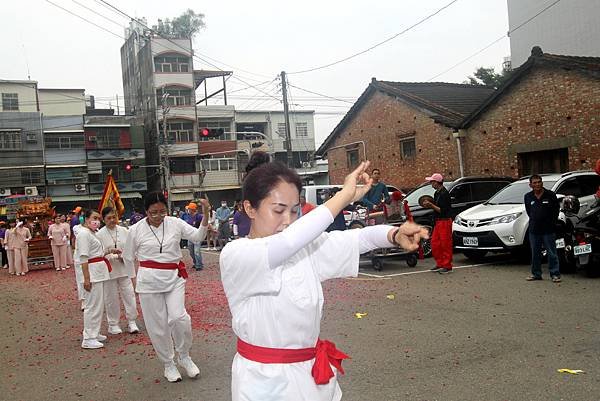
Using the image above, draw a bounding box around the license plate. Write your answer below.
[555,238,565,249]
[574,244,592,256]
[463,237,478,246]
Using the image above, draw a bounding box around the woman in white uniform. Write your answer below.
[76,209,121,349]
[123,192,209,383]
[220,153,428,401]
[97,206,139,335]
[48,215,70,271]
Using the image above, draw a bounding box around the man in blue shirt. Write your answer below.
[361,168,390,211]
[215,200,232,250]
[181,202,204,270]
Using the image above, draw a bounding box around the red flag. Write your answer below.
[98,172,125,218]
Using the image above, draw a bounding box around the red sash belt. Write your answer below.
[88,256,112,272]
[237,337,349,385]
[139,260,188,279]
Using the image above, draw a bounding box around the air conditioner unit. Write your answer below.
[74,184,86,192]
[24,186,38,196]
[301,161,312,168]
[88,135,97,142]
[26,133,38,143]
[0,188,11,197]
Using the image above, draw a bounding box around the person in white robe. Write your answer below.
[220,155,428,401]
[97,206,139,335]
[123,192,209,383]
[76,209,121,349]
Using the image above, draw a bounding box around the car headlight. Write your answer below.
[454,216,462,224]
[490,213,522,225]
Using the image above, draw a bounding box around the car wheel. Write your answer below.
[462,249,488,262]
[406,254,418,267]
[372,257,383,271]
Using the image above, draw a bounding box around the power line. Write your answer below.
[45,0,123,40]
[427,0,562,81]
[286,84,355,104]
[71,0,124,28]
[288,0,460,75]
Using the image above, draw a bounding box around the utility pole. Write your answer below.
[161,93,172,211]
[280,71,293,167]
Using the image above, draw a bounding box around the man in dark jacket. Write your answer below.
[524,174,561,282]
[422,173,453,274]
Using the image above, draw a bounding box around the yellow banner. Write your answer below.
[98,173,125,217]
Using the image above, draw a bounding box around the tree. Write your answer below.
[465,66,511,89]
[155,9,205,39]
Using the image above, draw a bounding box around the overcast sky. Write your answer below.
[2,0,512,146]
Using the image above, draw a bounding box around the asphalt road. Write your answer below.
[1,250,599,401]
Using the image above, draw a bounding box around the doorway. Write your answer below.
[518,148,568,176]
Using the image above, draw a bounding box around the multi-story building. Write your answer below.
[0,80,45,198]
[121,21,199,203]
[507,0,600,66]
[121,21,318,206]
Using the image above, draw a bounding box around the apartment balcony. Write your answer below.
[86,148,145,161]
[201,170,241,191]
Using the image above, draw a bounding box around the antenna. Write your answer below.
[22,43,31,80]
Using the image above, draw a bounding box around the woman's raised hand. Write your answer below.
[339,161,373,204]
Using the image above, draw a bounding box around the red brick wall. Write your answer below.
[463,66,600,177]
[326,90,460,190]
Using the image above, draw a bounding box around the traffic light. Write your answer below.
[199,127,224,138]
[125,164,132,171]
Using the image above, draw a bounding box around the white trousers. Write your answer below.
[104,277,138,326]
[138,280,192,365]
[82,281,105,340]
[14,248,28,274]
[51,244,68,269]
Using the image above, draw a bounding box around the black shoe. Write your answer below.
[430,266,443,272]
[195,266,204,271]
[438,268,452,274]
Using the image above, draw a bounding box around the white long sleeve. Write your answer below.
[357,225,396,254]
[266,205,333,269]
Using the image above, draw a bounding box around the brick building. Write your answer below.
[316,80,494,190]
[317,48,600,190]
[460,48,600,177]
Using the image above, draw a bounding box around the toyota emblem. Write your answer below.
[468,221,476,227]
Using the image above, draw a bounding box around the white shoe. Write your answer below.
[164,363,182,383]
[128,321,140,334]
[2,265,7,269]
[81,339,104,349]
[178,356,200,378]
[97,334,107,342]
[61,267,66,270]
[80,300,85,311]
[108,325,122,335]
[56,268,61,271]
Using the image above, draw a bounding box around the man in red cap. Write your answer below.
[422,173,453,273]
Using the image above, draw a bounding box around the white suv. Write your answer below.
[453,171,600,260]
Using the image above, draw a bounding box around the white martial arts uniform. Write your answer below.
[97,225,138,327]
[220,206,396,401]
[123,216,207,365]
[72,225,85,301]
[75,227,111,341]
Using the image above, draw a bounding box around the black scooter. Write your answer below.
[562,197,600,275]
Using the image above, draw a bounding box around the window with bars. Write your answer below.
[162,121,194,143]
[170,157,197,174]
[2,93,19,111]
[0,131,22,150]
[200,158,237,171]
[46,167,87,184]
[400,138,416,160]
[295,122,308,137]
[94,128,122,148]
[156,87,193,106]
[277,123,287,138]
[45,134,85,149]
[154,55,190,73]
[21,170,43,185]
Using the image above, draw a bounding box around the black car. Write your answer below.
[403,176,515,256]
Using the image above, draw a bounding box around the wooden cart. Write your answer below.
[17,198,56,270]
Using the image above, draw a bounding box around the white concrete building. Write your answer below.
[508,0,600,66]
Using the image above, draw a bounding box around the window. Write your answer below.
[154,55,191,73]
[21,170,42,185]
[470,181,511,202]
[450,184,471,204]
[200,157,237,171]
[94,128,122,148]
[45,134,85,149]
[295,122,308,137]
[0,131,22,150]
[170,157,197,174]
[556,178,582,198]
[46,167,87,184]
[156,87,192,106]
[400,138,416,159]
[2,93,18,111]
[162,121,194,143]
[199,120,232,141]
[346,149,359,169]
[277,123,287,137]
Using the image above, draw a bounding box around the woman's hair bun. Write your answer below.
[245,151,271,174]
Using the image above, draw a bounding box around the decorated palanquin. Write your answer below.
[17,198,56,270]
